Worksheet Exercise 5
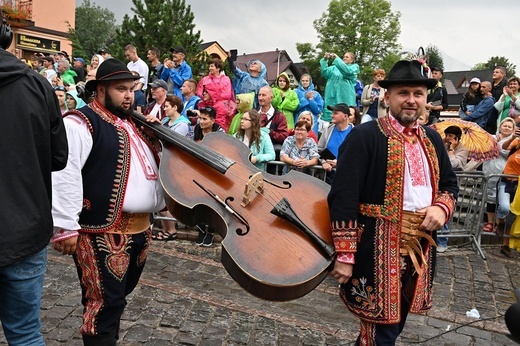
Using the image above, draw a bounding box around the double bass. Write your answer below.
[132,112,334,301]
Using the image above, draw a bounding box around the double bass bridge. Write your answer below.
[241,172,264,207]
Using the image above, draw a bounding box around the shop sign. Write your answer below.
[16,34,60,52]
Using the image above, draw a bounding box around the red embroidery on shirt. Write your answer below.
[389,116,428,186]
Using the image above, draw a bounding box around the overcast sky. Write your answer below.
[79,0,520,72]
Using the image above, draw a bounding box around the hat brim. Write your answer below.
[378,78,437,89]
[85,73,141,92]
[169,48,186,54]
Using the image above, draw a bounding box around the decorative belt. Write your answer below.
[400,211,436,276]
[106,212,151,234]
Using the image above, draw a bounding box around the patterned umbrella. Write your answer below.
[429,119,499,162]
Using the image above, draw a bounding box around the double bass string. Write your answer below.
[192,140,287,210]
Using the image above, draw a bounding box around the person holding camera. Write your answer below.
[320,52,359,131]
[180,79,201,125]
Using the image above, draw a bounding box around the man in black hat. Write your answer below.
[51,58,166,345]
[328,60,459,345]
[160,45,192,97]
[425,66,448,124]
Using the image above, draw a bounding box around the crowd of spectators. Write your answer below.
[21,46,520,256]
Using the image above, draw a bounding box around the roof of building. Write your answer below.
[199,41,225,52]
[235,50,302,85]
[443,69,494,94]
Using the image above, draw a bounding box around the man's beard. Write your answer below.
[393,110,420,126]
[105,92,132,119]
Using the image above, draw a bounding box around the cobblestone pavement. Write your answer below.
[1,234,518,345]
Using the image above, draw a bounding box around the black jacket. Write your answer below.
[427,83,449,119]
[0,49,68,267]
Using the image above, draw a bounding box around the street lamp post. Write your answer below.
[276,49,285,77]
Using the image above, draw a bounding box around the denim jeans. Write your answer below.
[497,180,511,220]
[0,248,46,346]
[437,223,450,248]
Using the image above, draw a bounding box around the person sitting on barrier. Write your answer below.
[235,109,275,171]
[495,116,520,257]
[280,120,319,175]
[482,118,515,233]
[437,125,470,252]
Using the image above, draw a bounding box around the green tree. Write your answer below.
[68,0,118,62]
[425,44,443,71]
[112,0,204,75]
[473,56,516,77]
[298,0,401,84]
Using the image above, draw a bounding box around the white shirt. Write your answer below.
[127,58,149,91]
[52,115,165,231]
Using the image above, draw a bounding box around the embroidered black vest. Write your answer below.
[65,103,131,233]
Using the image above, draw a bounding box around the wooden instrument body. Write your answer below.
[159,132,333,301]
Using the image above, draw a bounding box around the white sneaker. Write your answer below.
[437,245,447,253]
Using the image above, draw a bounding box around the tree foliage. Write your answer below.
[425,45,443,71]
[473,56,516,77]
[111,0,204,75]
[68,0,118,61]
[297,0,401,86]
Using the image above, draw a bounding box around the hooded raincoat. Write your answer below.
[66,89,87,110]
[196,72,236,132]
[320,56,359,122]
[295,75,324,134]
[231,59,268,108]
[272,72,299,129]
[229,92,255,135]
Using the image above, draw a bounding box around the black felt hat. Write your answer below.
[85,58,140,92]
[378,60,437,89]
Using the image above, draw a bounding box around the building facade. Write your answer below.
[1,0,74,60]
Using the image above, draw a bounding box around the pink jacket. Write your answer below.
[196,73,236,131]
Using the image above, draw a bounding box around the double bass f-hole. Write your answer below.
[193,180,250,236]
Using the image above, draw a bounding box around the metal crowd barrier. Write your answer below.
[265,160,330,182]
[478,173,520,244]
[442,171,488,259]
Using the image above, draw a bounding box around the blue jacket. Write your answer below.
[161,60,192,97]
[181,95,201,118]
[295,76,324,134]
[231,60,268,108]
[461,95,495,128]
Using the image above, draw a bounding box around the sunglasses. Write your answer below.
[54,86,66,91]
